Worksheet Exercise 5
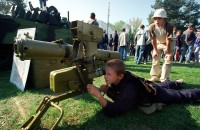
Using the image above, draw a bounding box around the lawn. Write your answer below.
[0,56,200,130]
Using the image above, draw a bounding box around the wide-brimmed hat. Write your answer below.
[152,8,168,19]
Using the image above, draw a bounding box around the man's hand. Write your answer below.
[100,84,109,93]
[87,84,108,107]
[165,54,173,61]
[87,84,102,98]
[152,49,158,58]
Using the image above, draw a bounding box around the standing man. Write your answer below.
[39,0,48,11]
[134,25,147,64]
[87,12,99,27]
[119,28,128,60]
[113,30,119,51]
[179,23,196,64]
[100,30,108,50]
[148,8,174,82]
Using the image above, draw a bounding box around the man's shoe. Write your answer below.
[148,77,160,82]
[138,103,157,114]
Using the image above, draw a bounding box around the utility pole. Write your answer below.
[107,2,110,35]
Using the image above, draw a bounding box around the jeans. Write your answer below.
[143,44,153,63]
[39,0,46,8]
[135,45,146,64]
[194,46,200,63]
[151,81,200,104]
[179,43,194,63]
[119,46,127,60]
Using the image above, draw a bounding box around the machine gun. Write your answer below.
[14,21,120,130]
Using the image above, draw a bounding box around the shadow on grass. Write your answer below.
[173,62,200,68]
[0,70,20,100]
[182,83,200,89]
[55,102,200,130]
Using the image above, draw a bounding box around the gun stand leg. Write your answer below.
[21,90,87,130]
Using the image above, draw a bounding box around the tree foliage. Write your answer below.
[110,20,126,33]
[111,18,143,43]
[148,0,200,30]
[0,0,26,14]
[128,18,142,39]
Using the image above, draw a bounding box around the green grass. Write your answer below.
[0,56,200,130]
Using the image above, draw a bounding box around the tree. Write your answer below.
[110,20,126,33]
[0,0,26,14]
[148,0,200,30]
[128,18,142,39]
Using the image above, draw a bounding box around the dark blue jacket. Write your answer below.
[103,71,147,117]
[102,33,108,45]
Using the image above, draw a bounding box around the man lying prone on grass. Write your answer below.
[87,59,200,117]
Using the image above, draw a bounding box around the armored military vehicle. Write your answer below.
[0,3,72,69]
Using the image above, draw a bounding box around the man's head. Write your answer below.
[188,23,194,30]
[104,59,125,85]
[176,30,182,36]
[90,12,96,19]
[140,25,145,29]
[152,8,168,27]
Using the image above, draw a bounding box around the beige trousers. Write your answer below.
[150,43,175,82]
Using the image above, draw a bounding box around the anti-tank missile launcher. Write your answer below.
[14,21,120,130]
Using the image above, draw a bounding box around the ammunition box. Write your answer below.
[50,66,81,93]
[27,59,66,88]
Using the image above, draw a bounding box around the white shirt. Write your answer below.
[135,29,146,45]
[119,32,126,46]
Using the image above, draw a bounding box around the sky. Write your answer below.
[28,0,155,26]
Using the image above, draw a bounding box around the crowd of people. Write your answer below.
[87,10,199,83]
[87,11,199,67]
[88,8,199,83]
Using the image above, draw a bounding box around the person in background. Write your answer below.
[148,8,174,82]
[109,34,114,51]
[179,23,196,64]
[87,59,200,117]
[39,0,48,11]
[194,27,200,64]
[143,31,153,64]
[119,28,128,60]
[134,24,147,64]
[113,30,119,51]
[87,12,99,27]
[174,30,182,61]
[100,30,108,50]
[171,27,177,61]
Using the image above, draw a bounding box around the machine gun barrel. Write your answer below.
[14,39,73,60]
